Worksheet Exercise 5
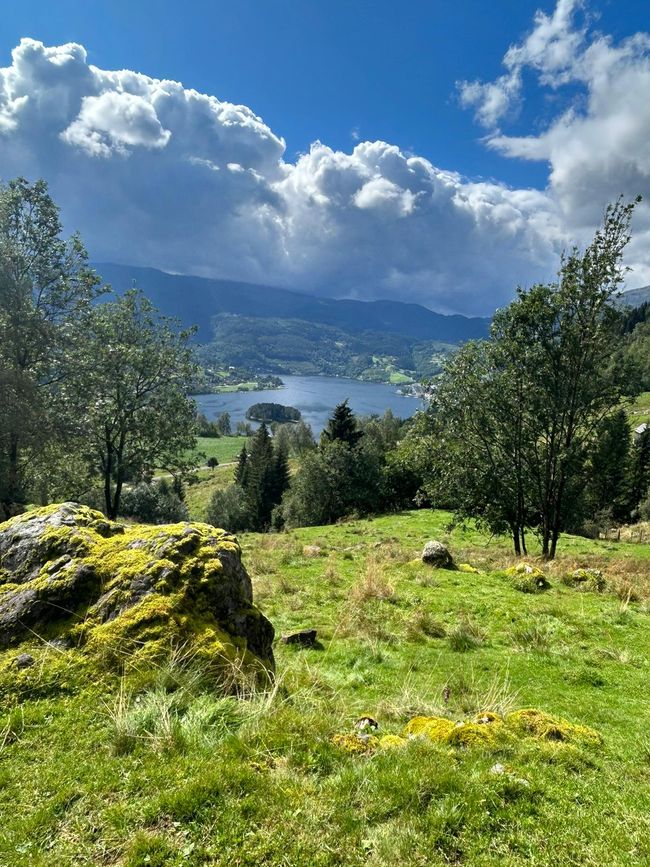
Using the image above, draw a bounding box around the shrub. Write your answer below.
[206,485,248,532]
[119,481,188,524]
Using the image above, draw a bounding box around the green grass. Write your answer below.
[189,435,248,466]
[1,510,649,865]
[629,390,650,425]
[184,464,237,520]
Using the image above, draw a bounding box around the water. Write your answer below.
[193,375,423,435]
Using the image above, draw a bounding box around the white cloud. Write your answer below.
[1,20,648,317]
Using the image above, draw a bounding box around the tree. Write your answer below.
[408,338,534,555]
[0,177,101,516]
[320,400,363,448]
[630,427,650,516]
[234,445,249,487]
[583,409,631,525]
[70,290,199,519]
[242,423,276,530]
[416,198,641,558]
[216,412,232,436]
[206,456,219,469]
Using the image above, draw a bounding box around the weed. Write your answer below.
[447,616,485,652]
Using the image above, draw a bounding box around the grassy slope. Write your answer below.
[629,390,650,425]
[189,435,248,465]
[1,510,649,865]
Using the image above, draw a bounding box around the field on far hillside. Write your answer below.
[629,391,650,425]
[189,435,248,466]
[1,511,649,865]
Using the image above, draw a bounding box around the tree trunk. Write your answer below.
[103,432,113,518]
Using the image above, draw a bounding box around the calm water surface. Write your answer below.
[194,375,423,435]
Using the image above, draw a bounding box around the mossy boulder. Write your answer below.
[0,503,274,677]
[562,568,607,593]
[505,563,550,593]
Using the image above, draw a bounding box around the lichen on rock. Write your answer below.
[421,541,454,569]
[0,503,274,679]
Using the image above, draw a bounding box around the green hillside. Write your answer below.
[1,510,648,865]
[199,314,455,381]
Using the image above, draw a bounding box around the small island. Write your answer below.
[246,402,302,423]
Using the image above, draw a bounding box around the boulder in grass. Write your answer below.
[421,540,454,569]
[0,503,274,680]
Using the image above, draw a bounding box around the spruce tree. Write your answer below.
[234,445,249,487]
[320,400,363,448]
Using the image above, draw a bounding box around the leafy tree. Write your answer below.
[0,177,100,516]
[119,479,189,524]
[216,412,232,436]
[206,485,248,533]
[412,198,641,558]
[320,400,363,448]
[70,290,199,519]
[206,456,219,469]
[235,421,254,437]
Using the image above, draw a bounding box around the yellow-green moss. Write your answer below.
[378,734,407,750]
[457,563,481,574]
[562,568,607,592]
[505,563,550,593]
[0,504,273,680]
[507,708,601,746]
[402,716,456,740]
[332,733,379,754]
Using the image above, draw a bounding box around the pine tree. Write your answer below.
[630,427,650,514]
[585,409,631,523]
[243,424,275,530]
[234,445,249,487]
[320,400,363,448]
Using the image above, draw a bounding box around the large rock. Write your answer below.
[0,503,274,676]
[421,540,454,569]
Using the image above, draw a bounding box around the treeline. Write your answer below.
[207,402,417,532]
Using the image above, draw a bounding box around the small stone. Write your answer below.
[354,716,379,733]
[490,763,505,775]
[281,629,318,647]
[302,545,322,558]
[421,540,454,569]
[14,653,35,669]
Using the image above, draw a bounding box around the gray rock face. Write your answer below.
[0,503,275,674]
[421,540,454,569]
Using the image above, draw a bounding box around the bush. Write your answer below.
[119,480,188,524]
[206,485,248,532]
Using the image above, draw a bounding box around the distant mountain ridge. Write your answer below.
[619,285,650,309]
[95,263,490,344]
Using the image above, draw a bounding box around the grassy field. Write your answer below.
[189,436,248,466]
[1,510,649,865]
[629,390,650,425]
[184,464,237,520]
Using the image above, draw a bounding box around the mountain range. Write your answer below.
[95,263,490,344]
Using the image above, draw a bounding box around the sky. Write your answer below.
[1,0,649,315]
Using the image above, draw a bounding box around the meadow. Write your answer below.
[0,509,648,865]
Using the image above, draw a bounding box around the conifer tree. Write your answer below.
[234,444,249,487]
[320,400,363,448]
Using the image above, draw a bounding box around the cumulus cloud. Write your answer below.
[0,19,648,316]
[459,1,650,285]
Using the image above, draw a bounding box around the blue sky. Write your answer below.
[1,1,650,313]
